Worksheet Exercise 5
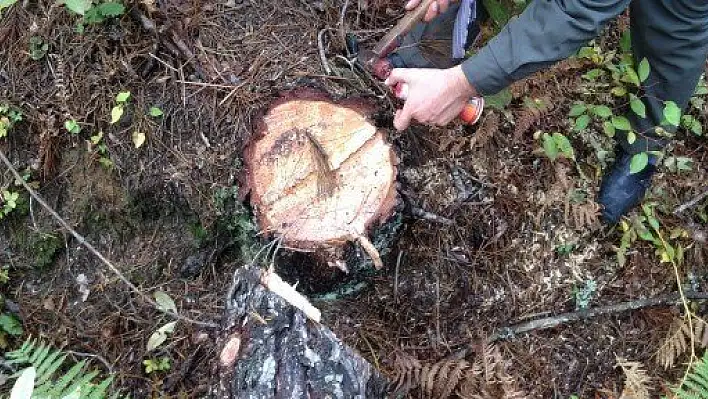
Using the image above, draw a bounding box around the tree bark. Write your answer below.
[216,265,390,398]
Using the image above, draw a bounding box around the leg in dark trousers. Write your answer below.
[623,0,708,153]
[599,0,708,223]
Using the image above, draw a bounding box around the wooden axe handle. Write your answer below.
[372,0,437,57]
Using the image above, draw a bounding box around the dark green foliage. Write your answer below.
[29,233,63,269]
[482,0,511,29]
[213,185,258,261]
[0,313,23,336]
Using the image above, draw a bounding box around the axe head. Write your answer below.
[355,47,397,80]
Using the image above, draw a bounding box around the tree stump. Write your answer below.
[243,89,401,278]
[216,264,390,398]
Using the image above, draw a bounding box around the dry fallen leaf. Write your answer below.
[132,131,146,148]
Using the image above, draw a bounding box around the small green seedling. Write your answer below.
[110,90,130,124]
[64,119,81,135]
[541,132,575,161]
[89,131,113,169]
[149,106,164,117]
[143,357,171,374]
[1,190,19,219]
[62,0,126,33]
[573,279,597,310]
[0,104,22,138]
[29,36,48,61]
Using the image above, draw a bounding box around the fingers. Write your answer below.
[394,104,413,131]
[384,68,408,87]
[404,0,420,10]
[423,1,438,22]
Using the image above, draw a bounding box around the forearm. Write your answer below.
[462,0,630,95]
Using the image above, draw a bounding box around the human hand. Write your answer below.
[404,0,459,22]
[385,65,478,131]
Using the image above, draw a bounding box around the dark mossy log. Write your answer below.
[216,265,390,398]
[243,89,402,278]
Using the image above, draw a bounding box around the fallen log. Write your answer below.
[216,264,390,398]
[243,89,402,282]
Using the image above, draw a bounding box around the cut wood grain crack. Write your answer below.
[0,149,218,329]
[491,291,708,342]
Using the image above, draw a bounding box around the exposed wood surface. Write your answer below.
[244,90,398,260]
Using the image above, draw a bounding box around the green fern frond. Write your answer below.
[674,351,708,399]
[6,338,123,399]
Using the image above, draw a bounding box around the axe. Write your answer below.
[355,0,484,125]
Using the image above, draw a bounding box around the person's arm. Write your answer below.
[387,0,631,130]
[463,0,630,96]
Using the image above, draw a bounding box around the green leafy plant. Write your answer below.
[0,104,23,138]
[61,0,125,33]
[0,313,22,337]
[615,202,687,267]
[0,263,21,350]
[148,106,163,117]
[555,243,576,257]
[572,279,597,310]
[0,0,17,14]
[146,291,178,352]
[673,350,708,398]
[1,189,20,220]
[6,338,124,398]
[0,265,9,284]
[143,357,171,374]
[573,48,661,172]
[29,36,49,61]
[213,185,258,261]
[681,114,702,136]
[481,0,511,31]
[663,156,694,173]
[88,131,114,169]
[110,91,130,125]
[540,132,575,161]
[64,119,81,135]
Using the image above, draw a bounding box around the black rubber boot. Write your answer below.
[598,148,658,224]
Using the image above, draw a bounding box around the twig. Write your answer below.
[218,81,248,107]
[339,0,351,55]
[0,150,218,329]
[66,350,114,374]
[491,290,708,342]
[394,250,403,303]
[317,29,332,75]
[260,268,321,323]
[149,53,179,73]
[410,206,454,226]
[674,189,708,215]
[129,8,157,33]
[175,80,245,90]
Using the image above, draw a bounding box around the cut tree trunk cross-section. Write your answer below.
[244,89,399,271]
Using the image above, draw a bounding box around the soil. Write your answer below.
[0,1,706,398]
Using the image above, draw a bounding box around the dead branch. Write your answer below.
[674,189,708,215]
[410,206,454,226]
[491,291,708,341]
[0,149,218,329]
[318,29,333,75]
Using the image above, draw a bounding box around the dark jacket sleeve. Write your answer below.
[462,0,630,95]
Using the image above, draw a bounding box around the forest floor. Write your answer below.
[0,0,706,397]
